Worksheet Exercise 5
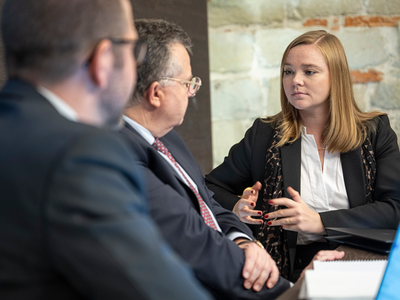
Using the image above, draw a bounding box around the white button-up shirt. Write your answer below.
[298,127,349,245]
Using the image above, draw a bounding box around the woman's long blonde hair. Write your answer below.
[269,30,385,153]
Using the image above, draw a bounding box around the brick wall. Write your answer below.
[208,0,400,167]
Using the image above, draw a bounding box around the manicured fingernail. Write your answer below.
[268,201,273,204]
[257,212,262,215]
[267,221,272,225]
[250,202,255,206]
[259,220,264,224]
[264,214,269,219]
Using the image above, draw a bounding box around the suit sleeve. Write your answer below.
[205,119,263,211]
[137,163,289,300]
[45,133,212,300]
[205,187,254,238]
[320,115,400,229]
[120,130,289,300]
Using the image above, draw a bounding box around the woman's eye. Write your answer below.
[283,70,293,75]
[305,70,316,75]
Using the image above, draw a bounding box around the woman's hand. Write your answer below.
[233,182,264,225]
[264,186,325,234]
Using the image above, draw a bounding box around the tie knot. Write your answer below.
[153,138,160,147]
[153,138,168,154]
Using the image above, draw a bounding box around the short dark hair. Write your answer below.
[1,0,127,83]
[129,19,193,106]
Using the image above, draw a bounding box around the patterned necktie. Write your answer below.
[152,138,218,230]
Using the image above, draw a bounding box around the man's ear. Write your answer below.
[145,81,164,108]
[88,39,114,88]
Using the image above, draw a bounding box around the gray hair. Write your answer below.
[1,0,127,83]
[129,19,193,106]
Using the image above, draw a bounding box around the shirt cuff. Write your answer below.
[226,231,253,242]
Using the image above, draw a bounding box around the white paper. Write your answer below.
[313,260,387,273]
[299,260,387,300]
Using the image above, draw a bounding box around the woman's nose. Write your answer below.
[292,72,304,86]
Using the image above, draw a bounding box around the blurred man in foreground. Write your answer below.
[0,1,212,299]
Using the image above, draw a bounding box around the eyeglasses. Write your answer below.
[85,37,147,67]
[161,77,202,97]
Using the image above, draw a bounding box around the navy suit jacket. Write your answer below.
[0,79,212,300]
[121,122,291,300]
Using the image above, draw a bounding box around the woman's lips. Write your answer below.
[292,91,306,96]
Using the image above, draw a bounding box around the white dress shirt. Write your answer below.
[298,127,349,245]
[123,116,252,241]
[36,86,78,122]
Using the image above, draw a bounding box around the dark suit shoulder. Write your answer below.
[367,115,399,159]
[247,117,276,137]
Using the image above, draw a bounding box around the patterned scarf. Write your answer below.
[258,131,376,279]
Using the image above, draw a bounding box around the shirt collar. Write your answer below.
[36,86,78,122]
[123,115,155,145]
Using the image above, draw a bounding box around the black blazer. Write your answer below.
[206,117,400,276]
[0,80,212,300]
[121,123,291,300]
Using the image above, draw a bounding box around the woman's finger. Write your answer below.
[287,186,303,203]
[238,199,257,209]
[243,216,265,225]
[242,207,263,217]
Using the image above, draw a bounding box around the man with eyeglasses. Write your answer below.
[0,1,213,299]
[121,19,292,300]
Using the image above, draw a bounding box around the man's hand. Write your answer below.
[297,250,345,282]
[233,181,263,225]
[235,239,279,291]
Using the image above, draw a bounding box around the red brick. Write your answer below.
[303,19,328,27]
[345,16,400,27]
[350,69,383,84]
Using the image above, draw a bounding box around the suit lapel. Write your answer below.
[161,137,209,203]
[280,138,301,276]
[158,137,190,182]
[122,124,201,211]
[122,123,185,185]
[341,147,365,207]
[280,138,301,196]
[122,122,143,140]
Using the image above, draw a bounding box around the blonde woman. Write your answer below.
[206,30,400,282]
